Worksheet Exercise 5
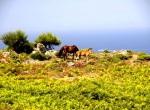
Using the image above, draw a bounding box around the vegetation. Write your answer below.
[35,33,61,50]
[1,30,62,55]
[0,30,33,54]
[0,49,150,109]
[137,52,150,61]
[30,52,51,61]
[103,49,110,53]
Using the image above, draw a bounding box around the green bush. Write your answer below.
[35,32,61,50]
[0,63,5,68]
[103,49,110,53]
[137,55,150,61]
[48,62,63,72]
[1,30,33,54]
[127,50,133,54]
[111,54,128,63]
[30,52,51,61]
[138,52,147,56]
[137,52,150,61]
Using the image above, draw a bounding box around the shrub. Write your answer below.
[137,52,150,61]
[111,54,128,63]
[1,30,33,54]
[138,52,147,56]
[0,63,5,68]
[137,55,150,61]
[10,53,20,62]
[103,49,110,53]
[35,32,61,50]
[127,50,133,54]
[19,53,30,62]
[84,65,93,72]
[30,52,51,61]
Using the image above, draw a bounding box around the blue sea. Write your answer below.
[0,29,150,54]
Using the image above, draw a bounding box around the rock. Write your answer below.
[2,52,10,58]
[0,58,8,63]
[67,62,74,66]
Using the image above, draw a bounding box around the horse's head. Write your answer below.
[88,48,93,54]
[58,45,68,57]
[72,45,79,51]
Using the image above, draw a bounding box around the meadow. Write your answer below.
[0,50,150,110]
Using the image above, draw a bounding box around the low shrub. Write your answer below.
[103,49,110,53]
[110,54,128,63]
[127,50,133,54]
[137,55,150,61]
[137,52,150,61]
[138,52,147,56]
[30,52,51,61]
[0,63,5,68]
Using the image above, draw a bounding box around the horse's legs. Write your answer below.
[86,55,88,62]
[72,53,74,60]
[75,53,78,61]
[84,54,88,62]
[63,53,65,60]
[63,52,66,60]
[79,54,81,59]
[76,53,79,61]
[64,51,66,59]
[63,50,68,60]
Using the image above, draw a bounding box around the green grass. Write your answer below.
[0,51,150,109]
[0,64,150,109]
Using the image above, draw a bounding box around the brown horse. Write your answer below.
[76,48,93,62]
[58,45,79,60]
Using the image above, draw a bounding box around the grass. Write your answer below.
[0,50,150,109]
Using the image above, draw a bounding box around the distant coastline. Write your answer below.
[0,42,150,54]
[0,29,150,54]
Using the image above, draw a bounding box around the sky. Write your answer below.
[0,0,150,32]
[0,0,150,52]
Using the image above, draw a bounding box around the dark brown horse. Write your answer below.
[58,45,79,60]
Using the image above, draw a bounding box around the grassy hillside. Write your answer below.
[0,50,150,109]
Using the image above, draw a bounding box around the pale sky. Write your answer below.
[0,0,150,34]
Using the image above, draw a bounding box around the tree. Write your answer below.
[35,32,61,50]
[1,30,33,54]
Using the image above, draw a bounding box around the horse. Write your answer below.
[76,48,93,62]
[58,45,79,60]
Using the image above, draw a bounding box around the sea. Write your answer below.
[0,29,150,54]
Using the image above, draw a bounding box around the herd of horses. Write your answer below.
[57,45,93,62]
[33,43,93,62]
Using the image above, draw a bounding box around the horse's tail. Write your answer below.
[57,46,64,57]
